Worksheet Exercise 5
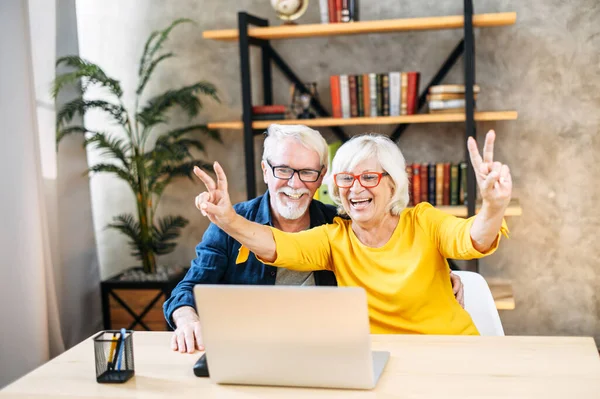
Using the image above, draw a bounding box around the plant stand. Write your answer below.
[101,266,187,331]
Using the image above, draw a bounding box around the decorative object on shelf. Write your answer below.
[270,0,309,24]
[52,18,221,275]
[289,82,319,119]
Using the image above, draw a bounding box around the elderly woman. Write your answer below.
[193,130,510,335]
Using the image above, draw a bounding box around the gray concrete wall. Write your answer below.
[75,0,600,343]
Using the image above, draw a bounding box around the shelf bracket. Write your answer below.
[390,39,465,142]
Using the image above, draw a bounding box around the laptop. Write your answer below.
[193,285,390,390]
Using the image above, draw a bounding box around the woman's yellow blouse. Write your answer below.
[260,202,509,335]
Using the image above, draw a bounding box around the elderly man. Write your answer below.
[164,124,464,353]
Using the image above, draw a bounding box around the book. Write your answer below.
[376,74,383,116]
[420,163,428,204]
[400,72,408,115]
[427,92,477,101]
[436,163,444,206]
[428,108,468,114]
[356,75,364,116]
[429,99,467,110]
[381,74,390,116]
[406,72,420,115]
[429,84,481,94]
[335,0,343,22]
[341,0,350,22]
[330,75,342,118]
[412,163,421,204]
[406,164,413,206]
[340,74,350,118]
[319,0,329,23]
[252,105,286,114]
[348,75,358,117]
[349,0,359,21]
[252,113,286,120]
[450,163,459,205]
[428,163,436,205]
[442,163,450,206]
[327,0,337,23]
[459,162,467,205]
[389,72,401,116]
[362,73,370,117]
[369,73,377,116]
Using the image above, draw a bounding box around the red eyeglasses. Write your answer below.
[333,172,389,188]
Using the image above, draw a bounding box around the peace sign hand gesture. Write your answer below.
[193,162,236,227]
[467,130,512,213]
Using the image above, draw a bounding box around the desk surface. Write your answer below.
[2,332,599,398]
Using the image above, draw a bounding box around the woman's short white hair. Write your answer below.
[263,124,328,168]
[328,133,409,216]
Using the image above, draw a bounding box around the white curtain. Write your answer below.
[0,0,65,388]
[0,0,102,388]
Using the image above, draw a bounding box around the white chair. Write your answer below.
[453,270,505,336]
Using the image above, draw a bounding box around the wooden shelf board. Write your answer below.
[207,111,518,130]
[487,279,516,310]
[203,12,517,41]
[429,199,522,217]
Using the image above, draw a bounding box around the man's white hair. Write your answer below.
[263,124,328,168]
[327,133,410,216]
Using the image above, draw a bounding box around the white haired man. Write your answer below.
[164,124,464,352]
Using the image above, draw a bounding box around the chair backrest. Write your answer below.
[453,271,505,336]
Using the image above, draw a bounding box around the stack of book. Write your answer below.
[330,72,420,118]
[252,105,287,121]
[405,162,469,207]
[319,0,359,23]
[427,84,480,114]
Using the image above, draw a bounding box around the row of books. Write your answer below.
[406,162,469,207]
[319,0,359,23]
[427,84,481,114]
[330,72,420,118]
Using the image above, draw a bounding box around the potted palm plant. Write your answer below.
[53,19,220,330]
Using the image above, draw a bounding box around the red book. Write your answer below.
[335,0,342,22]
[406,72,421,115]
[252,105,286,114]
[330,75,342,118]
[327,0,336,23]
[420,163,428,204]
[443,162,451,206]
[406,164,413,206]
[348,75,358,117]
[412,163,421,204]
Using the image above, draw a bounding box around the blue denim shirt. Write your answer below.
[163,191,339,329]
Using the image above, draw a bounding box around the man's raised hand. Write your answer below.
[193,162,236,226]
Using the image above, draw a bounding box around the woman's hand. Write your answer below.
[193,162,236,227]
[467,130,512,213]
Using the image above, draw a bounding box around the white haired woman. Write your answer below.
[193,130,510,335]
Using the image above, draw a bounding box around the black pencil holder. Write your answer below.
[93,330,135,383]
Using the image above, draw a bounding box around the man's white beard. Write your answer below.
[275,187,311,220]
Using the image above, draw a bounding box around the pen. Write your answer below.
[107,333,118,370]
[116,328,127,371]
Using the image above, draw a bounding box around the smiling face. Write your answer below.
[262,138,324,221]
[338,157,394,226]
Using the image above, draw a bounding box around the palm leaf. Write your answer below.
[88,163,136,187]
[149,160,212,196]
[107,214,144,259]
[136,82,219,127]
[56,125,88,144]
[84,133,130,167]
[161,124,222,143]
[54,56,122,98]
[151,215,189,255]
[136,53,174,96]
[56,98,126,129]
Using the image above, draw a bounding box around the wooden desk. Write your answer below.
[2,332,599,398]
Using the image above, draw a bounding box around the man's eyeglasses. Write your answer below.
[334,172,389,188]
[265,160,324,183]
